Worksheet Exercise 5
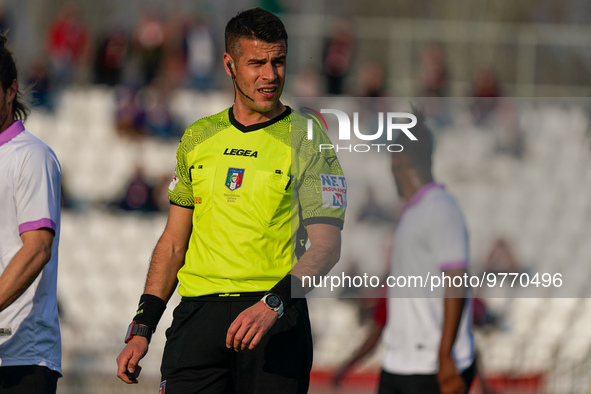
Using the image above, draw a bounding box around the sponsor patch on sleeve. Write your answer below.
[168,175,179,191]
[320,174,347,209]
[168,161,179,191]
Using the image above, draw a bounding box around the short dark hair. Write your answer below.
[393,108,433,172]
[0,33,28,121]
[225,8,288,58]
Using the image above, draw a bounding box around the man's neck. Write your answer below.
[402,173,433,201]
[0,118,15,134]
[232,101,286,127]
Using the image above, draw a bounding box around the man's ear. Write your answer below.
[223,53,234,78]
[6,79,17,104]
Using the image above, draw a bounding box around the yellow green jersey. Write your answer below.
[168,106,346,297]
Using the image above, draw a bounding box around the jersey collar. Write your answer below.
[402,182,445,213]
[229,106,291,133]
[0,120,25,147]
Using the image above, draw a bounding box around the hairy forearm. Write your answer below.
[290,242,339,280]
[144,233,187,302]
[141,205,192,302]
[290,224,341,297]
[0,232,53,311]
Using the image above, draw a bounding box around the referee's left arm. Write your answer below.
[290,223,341,281]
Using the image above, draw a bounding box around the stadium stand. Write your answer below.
[27,89,591,393]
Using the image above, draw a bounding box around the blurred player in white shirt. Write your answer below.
[381,111,475,394]
[0,33,62,394]
[334,111,475,394]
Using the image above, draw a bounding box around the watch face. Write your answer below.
[266,295,281,308]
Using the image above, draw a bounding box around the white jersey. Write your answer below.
[0,121,62,375]
[382,183,474,375]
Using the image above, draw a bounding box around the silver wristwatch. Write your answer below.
[261,293,284,318]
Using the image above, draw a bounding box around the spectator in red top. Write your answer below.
[46,2,90,86]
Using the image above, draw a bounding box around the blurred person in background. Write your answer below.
[116,8,345,393]
[334,111,475,394]
[355,61,387,98]
[133,9,165,85]
[0,4,10,34]
[468,68,524,159]
[0,33,62,394]
[418,44,453,130]
[142,76,182,139]
[110,165,157,213]
[323,19,354,95]
[27,56,54,112]
[93,28,129,87]
[114,84,146,139]
[185,12,216,91]
[420,43,448,97]
[113,78,182,140]
[380,111,475,394]
[160,11,189,89]
[469,66,502,126]
[46,2,91,86]
[492,102,524,159]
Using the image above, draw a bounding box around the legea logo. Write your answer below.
[302,107,417,152]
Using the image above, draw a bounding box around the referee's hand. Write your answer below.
[226,301,278,351]
[116,336,148,384]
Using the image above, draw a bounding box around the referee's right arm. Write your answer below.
[143,204,192,301]
[116,204,192,384]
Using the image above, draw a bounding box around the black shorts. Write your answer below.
[160,293,313,394]
[378,361,476,394]
[0,365,59,394]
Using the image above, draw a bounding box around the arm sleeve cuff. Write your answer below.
[302,217,344,230]
[19,218,56,235]
[169,200,195,209]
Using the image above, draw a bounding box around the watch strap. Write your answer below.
[125,321,152,344]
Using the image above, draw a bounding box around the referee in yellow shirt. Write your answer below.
[116,8,346,393]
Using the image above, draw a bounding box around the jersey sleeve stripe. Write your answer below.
[19,218,56,235]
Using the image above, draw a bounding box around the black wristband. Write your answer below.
[268,274,306,310]
[133,294,166,332]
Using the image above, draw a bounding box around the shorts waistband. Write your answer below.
[182,292,267,302]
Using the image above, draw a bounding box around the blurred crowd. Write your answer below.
[16,3,217,141]
[6,2,525,215]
